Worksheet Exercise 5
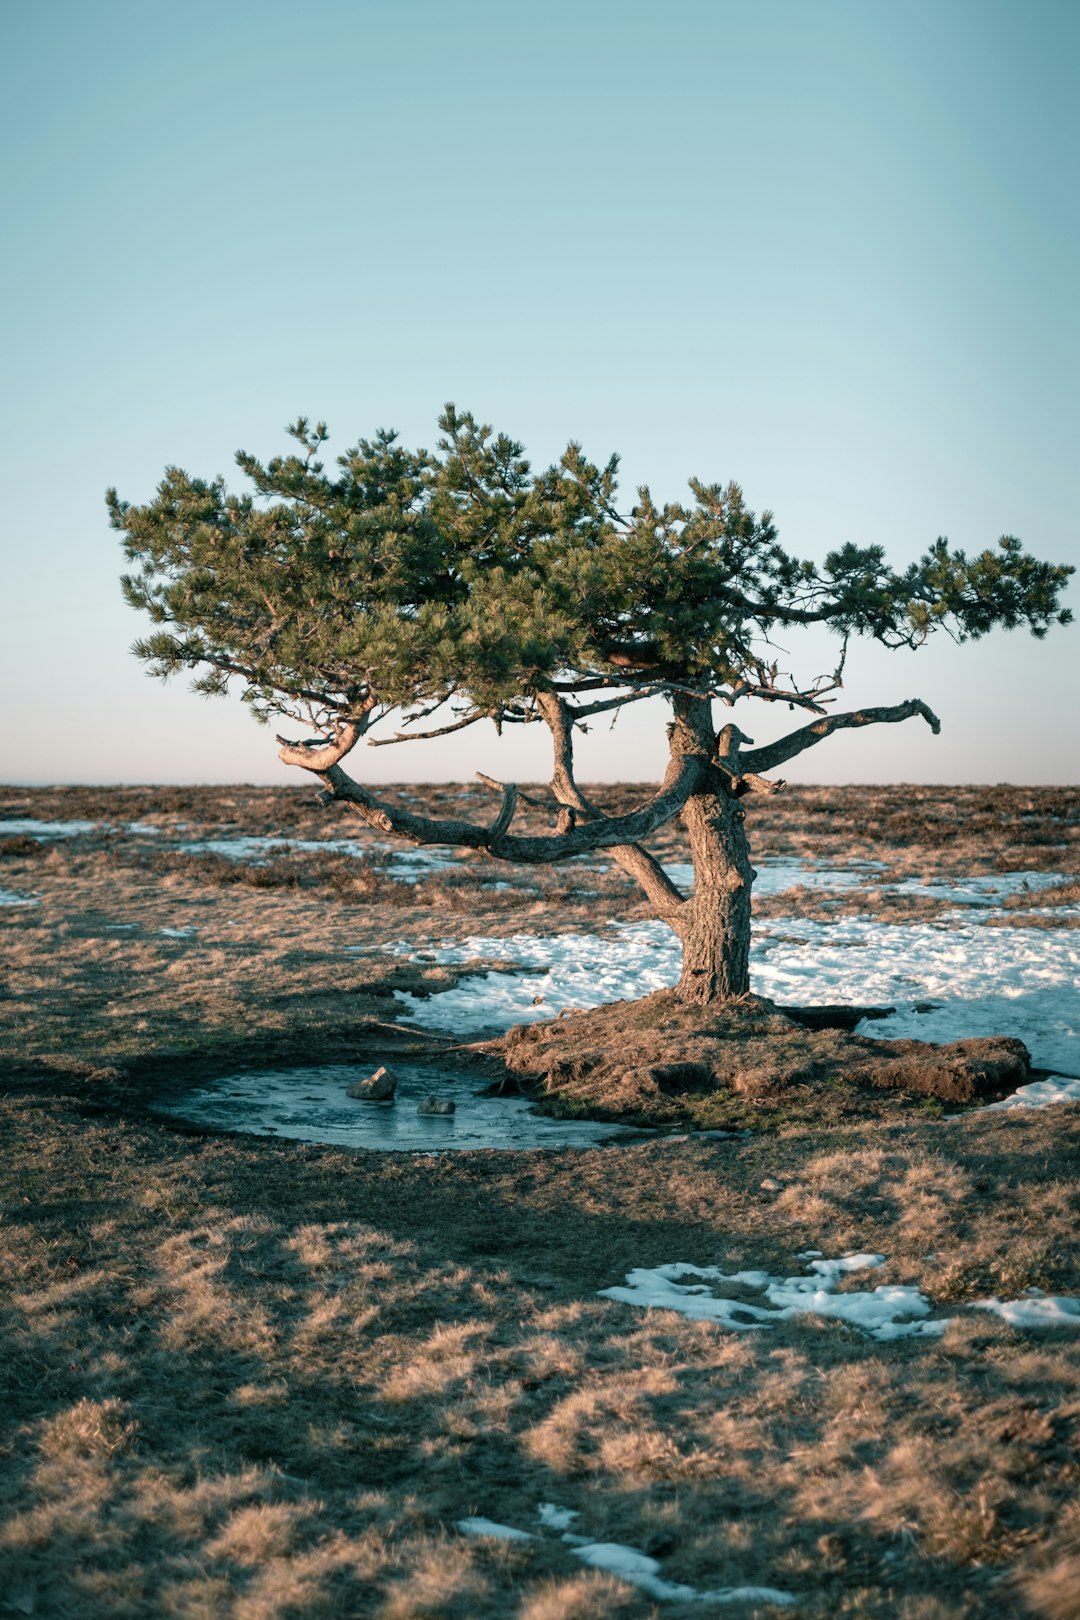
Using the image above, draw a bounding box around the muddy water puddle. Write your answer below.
[152,1062,648,1152]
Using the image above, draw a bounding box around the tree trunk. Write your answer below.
[669,695,756,1005]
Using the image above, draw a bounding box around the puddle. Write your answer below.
[152,1062,645,1152]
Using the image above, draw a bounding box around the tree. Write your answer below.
[109,408,1073,1005]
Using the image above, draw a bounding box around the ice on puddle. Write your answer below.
[599,1253,949,1341]
[0,889,37,907]
[973,1296,1080,1328]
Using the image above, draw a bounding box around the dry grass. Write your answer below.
[1,784,1078,1617]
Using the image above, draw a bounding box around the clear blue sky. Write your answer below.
[1,0,1076,785]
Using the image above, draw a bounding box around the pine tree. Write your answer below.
[109,408,1073,1004]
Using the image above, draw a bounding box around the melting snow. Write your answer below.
[456,1517,534,1541]
[537,1504,579,1530]
[0,818,96,838]
[177,833,457,881]
[974,1296,1080,1328]
[459,1511,796,1605]
[981,1076,1080,1110]
[378,886,1080,1088]
[599,1253,949,1341]
[0,889,37,907]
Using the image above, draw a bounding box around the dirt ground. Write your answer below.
[1,782,1079,1619]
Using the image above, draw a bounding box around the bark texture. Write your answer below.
[668,695,756,1003]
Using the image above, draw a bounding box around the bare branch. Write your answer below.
[486,784,519,841]
[367,709,488,747]
[294,750,706,865]
[742,698,942,775]
[570,690,653,720]
[713,723,785,797]
[536,691,687,912]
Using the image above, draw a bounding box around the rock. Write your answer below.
[417,1096,455,1115]
[346,1065,398,1101]
[759,1177,784,1192]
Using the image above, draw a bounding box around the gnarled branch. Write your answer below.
[298,750,705,867]
[742,698,942,775]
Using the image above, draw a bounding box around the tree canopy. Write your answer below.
[109,407,1072,751]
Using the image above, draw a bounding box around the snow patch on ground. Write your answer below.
[0,818,96,838]
[0,889,37,907]
[456,1517,533,1541]
[537,1503,579,1530]
[381,904,1080,1082]
[458,1511,796,1605]
[663,858,882,895]
[599,1253,947,1341]
[602,1256,1080,1340]
[981,1076,1080,1111]
[974,1295,1080,1328]
[178,833,458,881]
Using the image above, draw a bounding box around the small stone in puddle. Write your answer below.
[417,1096,455,1115]
[346,1066,398,1101]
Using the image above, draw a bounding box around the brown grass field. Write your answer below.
[1,783,1078,1619]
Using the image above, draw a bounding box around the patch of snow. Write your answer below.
[0,889,37,907]
[382,907,1080,1077]
[158,927,198,938]
[569,1542,795,1606]
[177,832,460,882]
[0,818,96,838]
[537,1503,579,1530]
[126,821,162,835]
[664,858,882,896]
[460,1513,796,1605]
[887,871,1071,904]
[973,1296,1080,1328]
[457,1517,534,1541]
[980,1076,1080,1111]
[599,1254,949,1342]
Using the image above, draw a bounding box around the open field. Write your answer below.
[2,784,1079,1618]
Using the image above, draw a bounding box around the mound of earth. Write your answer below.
[497,992,1029,1124]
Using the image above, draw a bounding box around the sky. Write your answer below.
[1,0,1076,786]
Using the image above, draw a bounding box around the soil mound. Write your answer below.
[498,992,1029,1124]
